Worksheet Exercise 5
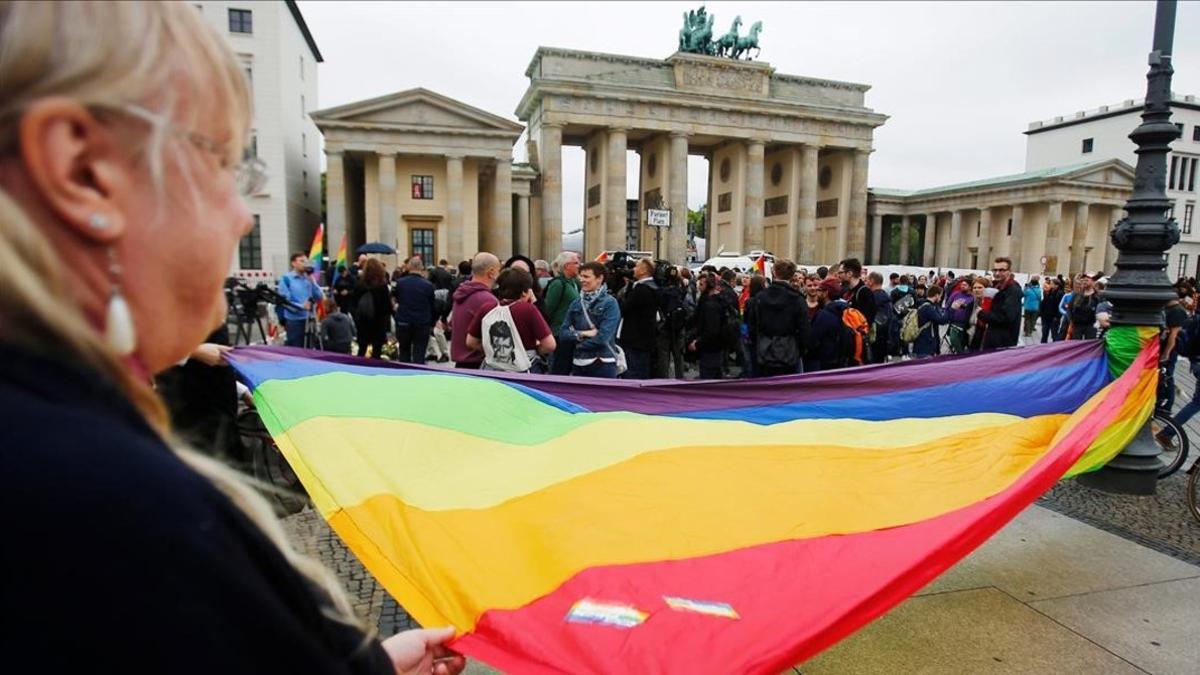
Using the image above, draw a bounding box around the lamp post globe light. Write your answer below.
[1077,0,1181,495]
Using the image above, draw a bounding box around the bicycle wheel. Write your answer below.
[1188,464,1200,525]
[1150,412,1189,479]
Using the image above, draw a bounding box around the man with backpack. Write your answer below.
[1065,275,1101,341]
[745,259,809,377]
[866,272,891,364]
[806,278,867,372]
[905,285,950,358]
[1159,288,1191,411]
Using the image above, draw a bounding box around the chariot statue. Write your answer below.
[678,6,763,61]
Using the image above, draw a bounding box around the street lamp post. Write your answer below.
[1077,0,1181,495]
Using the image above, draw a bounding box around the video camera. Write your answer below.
[225,278,302,319]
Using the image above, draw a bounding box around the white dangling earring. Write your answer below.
[104,247,137,356]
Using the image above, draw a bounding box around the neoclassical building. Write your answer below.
[313,88,537,265]
[867,159,1135,275]
[314,48,888,267]
[518,48,887,264]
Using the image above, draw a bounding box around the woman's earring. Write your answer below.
[88,213,110,230]
[104,248,136,356]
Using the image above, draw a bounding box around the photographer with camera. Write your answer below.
[277,252,323,348]
[619,258,659,379]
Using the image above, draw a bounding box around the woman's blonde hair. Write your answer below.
[0,1,367,636]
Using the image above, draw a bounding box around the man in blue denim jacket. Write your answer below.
[560,261,621,378]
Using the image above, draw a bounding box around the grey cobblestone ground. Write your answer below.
[279,332,1200,649]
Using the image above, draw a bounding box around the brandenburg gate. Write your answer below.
[518,37,887,263]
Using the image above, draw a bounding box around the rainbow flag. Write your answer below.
[307,223,325,278]
[752,253,767,275]
[330,235,348,285]
[227,335,1157,674]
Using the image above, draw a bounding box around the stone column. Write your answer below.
[977,207,991,268]
[870,213,883,264]
[922,213,937,266]
[1103,205,1120,273]
[1070,202,1091,275]
[492,158,513,260]
[949,209,963,268]
[1009,203,1025,271]
[446,155,464,263]
[743,139,766,253]
[377,152,397,253]
[847,149,869,259]
[798,144,819,263]
[668,132,689,263]
[539,124,563,262]
[516,193,530,257]
[1045,200,1063,274]
[325,150,347,267]
[605,128,628,253]
[899,215,911,265]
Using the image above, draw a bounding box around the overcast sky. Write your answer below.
[299,1,1199,232]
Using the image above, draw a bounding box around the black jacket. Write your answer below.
[979,279,1023,348]
[1040,287,1064,320]
[619,278,659,352]
[746,281,810,364]
[692,293,728,353]
[0,345,391,674]
[846,281,877,324]
[806,302,846,372]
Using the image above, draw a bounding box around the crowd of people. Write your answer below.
[278,244,1182,380]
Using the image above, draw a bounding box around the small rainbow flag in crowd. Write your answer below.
[227,330,1158,674]
[330,235,348,285]
[595,251,609,263]
[753,253,767,275]
[307,223,325,278]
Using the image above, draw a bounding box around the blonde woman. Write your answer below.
[0,3,464,674]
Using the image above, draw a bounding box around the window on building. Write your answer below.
[1170,155,1179,190]
[1081,138,1094,154]
[1184,203,1195,235]
[411,228,435,262]
[303,170,309,200]
[300,95,305,117]
[243,64,253,88]
[1007,218,1013,236]
[1194,125,1200,143]
[1176,123,1185,138]
[228,8,252,34]
[302,133,306,157]
[1177,253,1189,281]
[239,215,261,269]
[1189,157,1198,192]
[976,220,981,237]
[299,56,304,81]
[411,175,433,199]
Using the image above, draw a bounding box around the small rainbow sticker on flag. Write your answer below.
[664,596,740,620]
[566,598,648,629]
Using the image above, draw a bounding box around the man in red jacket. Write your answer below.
[449,252,500,368]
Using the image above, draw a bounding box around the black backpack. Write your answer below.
[1177,313,1200,359]
[754,307,799,370]
[718,295,742,349]
[1069,294,1098,326]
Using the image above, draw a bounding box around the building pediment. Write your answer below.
[1059,159,1135,188]
[311,88,523,137]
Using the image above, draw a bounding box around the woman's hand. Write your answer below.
[382,627,465,675]
[577,328,598,339]
[190,343,232,367]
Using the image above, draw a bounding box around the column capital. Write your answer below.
[540,121,564,130]
[608,126,630,134]
[668,129,690,139]
[746,138,768,148]
[325,147,344,158]
[445,153,465,162]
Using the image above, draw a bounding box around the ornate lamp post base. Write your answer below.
[1080,0,1179,495]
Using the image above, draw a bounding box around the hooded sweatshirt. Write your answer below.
[450,280,498,365]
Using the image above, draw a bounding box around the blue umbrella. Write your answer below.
[357,242,396,255]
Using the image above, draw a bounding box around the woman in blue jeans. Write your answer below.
[560,261,621,378]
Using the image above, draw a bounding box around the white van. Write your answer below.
[699,250,775,276]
